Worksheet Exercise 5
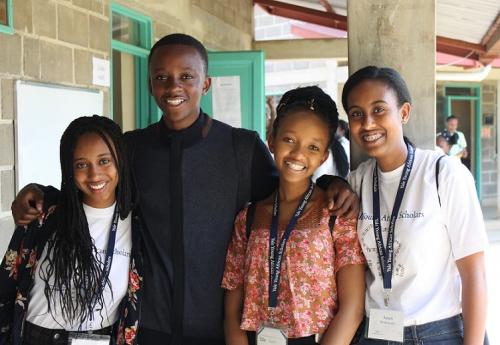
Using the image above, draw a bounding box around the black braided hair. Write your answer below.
[41,115,132,327]
[274,86,339,145]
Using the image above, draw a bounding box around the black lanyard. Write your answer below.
[372,145,415,302]
[268,181,314,309]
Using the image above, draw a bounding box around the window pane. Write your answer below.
[0,0,8,26]
[112,13,141,46]
[446,87,474,97]
[113,50,137,132]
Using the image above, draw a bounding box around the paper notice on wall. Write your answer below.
[481,127,492,138]
[92,57,110,87]
[212,76,241,128]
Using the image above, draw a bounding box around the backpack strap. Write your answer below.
[328,215,337,234]
[245,203,257,239]
[436,155,446,206]
[232,128,258,210]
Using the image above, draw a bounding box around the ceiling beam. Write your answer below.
[480,13,500,64]
[254,0,347,31]
[436,36,484,61]
[253,38,348,60]
[254,0,494,62]
[437,36,485,53]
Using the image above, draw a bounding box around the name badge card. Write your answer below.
[367,308,404,343]
[68,333,111,345]
[257,323,288,345]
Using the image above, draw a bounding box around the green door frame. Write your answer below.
[110,3,154,128]
[443,83,482,197]
[201,50,266,139]
[0,0,14,34]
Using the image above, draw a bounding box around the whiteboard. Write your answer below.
[15,81,104,191]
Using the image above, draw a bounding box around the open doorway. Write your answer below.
[442,85,482,195]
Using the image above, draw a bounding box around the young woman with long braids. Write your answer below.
[0,115,142,345]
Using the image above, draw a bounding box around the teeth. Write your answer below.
[89,182,105,190]
[166,98,185,106]
[285,161,306,171]
[363,133,383,142]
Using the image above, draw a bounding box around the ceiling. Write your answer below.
[255,0,500,64]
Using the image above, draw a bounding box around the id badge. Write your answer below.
[256,322,288,345]
[68,332,111,345]
[367,308,404,343]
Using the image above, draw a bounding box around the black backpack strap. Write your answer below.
[245,203,257,239]
[232,128,258,210]
[328,215,337,234]
[436,155,445,206]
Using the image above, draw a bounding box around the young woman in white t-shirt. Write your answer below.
[0,116,135,345]
[343,66,488,345]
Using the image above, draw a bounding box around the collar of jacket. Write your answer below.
[158,110,213,149]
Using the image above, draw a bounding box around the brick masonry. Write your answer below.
[0,0,254,242]
[481,82,498,201]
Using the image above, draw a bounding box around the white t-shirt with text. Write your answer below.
[348,149,487,326]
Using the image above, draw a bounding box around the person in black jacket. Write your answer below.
[11,34,359,345]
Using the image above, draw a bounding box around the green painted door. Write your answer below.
[200,51,265,139]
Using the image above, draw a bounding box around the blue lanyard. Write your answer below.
[91,204,120,315]
[268,181,314,309]
[372,145,415,296]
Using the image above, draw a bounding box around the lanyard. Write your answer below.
[89,204,120,324]
[268,180,314,309]
[372,144,415,305]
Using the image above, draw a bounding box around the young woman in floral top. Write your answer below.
[0,116,143,345]
[222,86,366,345]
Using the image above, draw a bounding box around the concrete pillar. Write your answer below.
[347,0,436,168]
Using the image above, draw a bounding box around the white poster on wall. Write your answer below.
[15,81,103,191]
[211,76,241,128]
[92,57,110,87]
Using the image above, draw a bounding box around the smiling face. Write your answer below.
[149,44,211,130]
[269,110,329,184]
[346,79,410,170]
[73,132,119,208]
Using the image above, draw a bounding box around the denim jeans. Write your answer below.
[356,314,488,345]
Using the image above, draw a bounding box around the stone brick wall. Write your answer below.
[0,0,111,253]
[119,0,253,51]
[481,81,498,203]
[0,0,254,253]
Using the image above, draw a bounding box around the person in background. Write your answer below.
[336,119,350,163]
[439,115,468,160]
[435,134,450,155]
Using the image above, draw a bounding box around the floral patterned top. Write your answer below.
[0,206,144,345]
[222,198,366,338]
